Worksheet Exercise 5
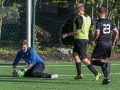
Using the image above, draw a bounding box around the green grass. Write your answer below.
[0,61,120,90]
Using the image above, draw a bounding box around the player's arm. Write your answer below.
[66,29,80,37]
[112,28,119,46]
[13,52,21,69]
[90,21,100,43]
[90,31,100,42]
[111,22,119,46]
[26,64,33,70]
[26,48,36,70]
[62,16,82,38]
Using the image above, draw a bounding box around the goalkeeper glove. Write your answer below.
[17,70,25,77]
[17,68,28,77]
[21,68,27,73]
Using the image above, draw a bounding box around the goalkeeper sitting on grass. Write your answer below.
[13,40,58,78]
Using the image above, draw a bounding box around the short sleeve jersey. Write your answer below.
[95,18,116,40]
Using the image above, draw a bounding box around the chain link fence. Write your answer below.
[0,0,120,61]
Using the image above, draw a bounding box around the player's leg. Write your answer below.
[101,40,111,84]
[31,62,51,78]
[92,59,110,84]
[90,41,109,81]
[92,59,105,66]
[92,58,110,83]
[101,62,110,84]
[23,69,32,77]
[31,62,58,78]
[24,62,45,77]
[73,40,83,79]
[79,40,101,80]
[91,40,111,84]
[82,58,101,81]
[102,46,111,84]
[91,41,106,66]
[73,52,83,79]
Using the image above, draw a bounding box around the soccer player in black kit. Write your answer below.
[90,7,119,84]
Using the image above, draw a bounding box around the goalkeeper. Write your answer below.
[13,40,58,78]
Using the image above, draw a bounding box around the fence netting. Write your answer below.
[0,0,120,61]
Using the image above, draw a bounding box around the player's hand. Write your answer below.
[13,68,17,77]
[89,40,94,46]
[21,68,27,73]
[89,40,93,44]
[17,70,25,77]
[62,34,68,39]
[112,43,115,47]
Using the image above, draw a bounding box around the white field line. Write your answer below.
[0,64,120,67]
[59,73,120,76]
[0,64,120,78]
[0,73,120,78]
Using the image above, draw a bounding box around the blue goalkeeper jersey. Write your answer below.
[13,47,43,66]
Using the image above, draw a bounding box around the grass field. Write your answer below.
[0,61,120,90]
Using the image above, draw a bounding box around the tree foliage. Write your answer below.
[82,0,120,28]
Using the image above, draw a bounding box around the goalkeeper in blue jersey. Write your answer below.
[13,40,58,78]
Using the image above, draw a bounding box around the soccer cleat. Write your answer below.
[51,74,58,79]
[102,78,110,84]
[74,74,84,79]
[94,73,101,81]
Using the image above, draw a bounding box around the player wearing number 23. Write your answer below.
[89,7,119,84]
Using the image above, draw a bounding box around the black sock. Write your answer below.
[75,62,81,75]
[31,72,52,78]
[92,60,105,66]
[87,64,98,75]
[41,73,52,78]
[101,66,108,78]
[101,62,110,79]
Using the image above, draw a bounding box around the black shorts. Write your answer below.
[91,40,112,59]
[73,39,88,59]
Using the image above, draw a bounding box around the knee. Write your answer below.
[72,52,81,62]
[82,58,91,65]
[72,52,78,57]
